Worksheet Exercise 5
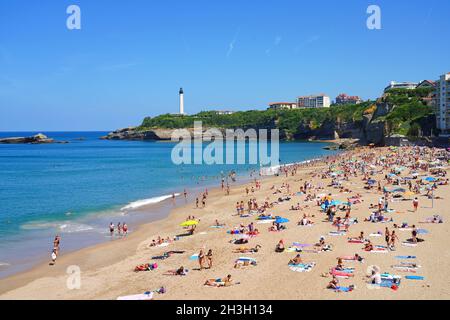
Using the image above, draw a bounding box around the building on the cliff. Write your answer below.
[417,80,436,89]
[335,93,362,105]
[384,81,418,93]
[435,73,450,135]
[268,102,298,110]
[297,94,330,108]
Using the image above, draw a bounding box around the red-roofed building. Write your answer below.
[335,93,362,105]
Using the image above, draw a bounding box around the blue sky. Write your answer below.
[0,0,449,131]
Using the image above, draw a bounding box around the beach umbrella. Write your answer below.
[180,220,199,227]
[275,217,289,224]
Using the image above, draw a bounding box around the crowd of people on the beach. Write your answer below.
[48,145,449,298]
[123,145,447,297]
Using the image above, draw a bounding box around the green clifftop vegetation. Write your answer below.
[140,101,374,131]
[139,87,435,139]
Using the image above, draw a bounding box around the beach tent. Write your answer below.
[367,179,377,185]
[180,220,199,227]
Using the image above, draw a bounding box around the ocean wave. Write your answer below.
[121,193,180,211]
[21,221,94,233]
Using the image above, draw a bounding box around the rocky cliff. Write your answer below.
[103,100,430,147]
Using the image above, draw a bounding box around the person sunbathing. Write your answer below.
[204,275,233,287]
[327,276,339,289]
[214,219,225,227]
[247,229,260,236]
[165,266,188,276]
[134,264,151,272]
[315,236,326,249]
[289,254,303,265]
[233,245,261,254]
[353,253,364,262]
[275,240,285,253]
[298,214,314,226]
[134,263,157,272]
[335,258,344,271]
[231,238,249,245]
[364,241,374,251]
[234,259,256,268]
[152,252,171,260]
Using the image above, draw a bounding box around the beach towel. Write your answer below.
[210,225,224,229]
[156,242,170,248]
[335,286,354,292]
[405,275,424,280]
[340,256,364,262]
[348,239,365,244]
[402,242,418,247]
[189,254,199,260]
[368,247,388,253]
[256,220,275,224]
[400,261,421,267]
[328,231,346,236]
[331,268,354,278]
[235,257,257,266]
[117,292,154,300]
[288,262,316,272]
[395,255,416,259]
[369,233,382,237]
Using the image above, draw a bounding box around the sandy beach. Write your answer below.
[1,146,449,300]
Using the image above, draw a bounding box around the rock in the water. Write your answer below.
[0,133,55,144]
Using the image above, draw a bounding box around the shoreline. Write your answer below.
[1,145,448,300]
[0,154,333,296]
[0,139,339,281]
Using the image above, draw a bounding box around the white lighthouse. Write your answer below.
[179,87,185,115]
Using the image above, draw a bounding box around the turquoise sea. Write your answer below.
[0,131,339,277]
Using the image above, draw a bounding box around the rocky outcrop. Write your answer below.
[101,127,202,141]
[0,133,56,144]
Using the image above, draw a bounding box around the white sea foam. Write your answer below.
[121,193,180,211]
[58,223,94,233]
[21,221,94,234]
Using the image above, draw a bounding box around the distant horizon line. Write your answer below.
[0,130,113,133]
